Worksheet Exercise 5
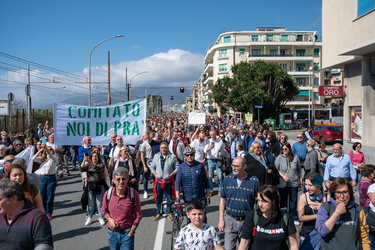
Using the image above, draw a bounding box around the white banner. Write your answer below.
[188,112,206,124]
[53,99,147,146]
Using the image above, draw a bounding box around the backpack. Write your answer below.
[106,186,136,207]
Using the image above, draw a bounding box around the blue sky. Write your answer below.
[0,0,322,108]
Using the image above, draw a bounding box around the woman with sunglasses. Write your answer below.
[315,178,370,250]
[297,172,326,245]
[274,142,302,226]
[114,146,137,190]
[81,151,108,226]
[278,134,288,147]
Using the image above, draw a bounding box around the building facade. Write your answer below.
[193,27,323,115]
[322,0,375,162]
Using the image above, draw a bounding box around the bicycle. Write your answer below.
[170,201,185,250]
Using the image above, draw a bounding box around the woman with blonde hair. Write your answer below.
[114,146,137,190]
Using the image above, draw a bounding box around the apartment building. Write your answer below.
[322,0,375,163]
[194,27,322,115]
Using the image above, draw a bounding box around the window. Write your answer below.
[270,49,277,56]
[239,49,246,57]
[252,49,261,56]
[280,49,288,56]
[280,63,288,70]
[224,36,231,43]
[296,49,305,56]
[219,49,227,58]
[267,35,273,41]
[314,48,320,56]
[296,78,306,86]
[313,78,319,85]
[358,0,375,16]
[281,35,288,41]
[314,92,319,100]
[314,63,320,71]
[296,35,303,41]
[296,63,306,71]
[219,64,227,72]
[251,35,258,41]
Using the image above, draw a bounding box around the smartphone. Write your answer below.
[211,142,215,146]
[84,153,88,157]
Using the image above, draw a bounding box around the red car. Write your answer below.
[312,125,343,144]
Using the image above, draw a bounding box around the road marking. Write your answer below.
[153,217,166,250]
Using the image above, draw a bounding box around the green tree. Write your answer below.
[212,61,299,121]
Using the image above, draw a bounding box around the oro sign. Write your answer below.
[318,86,343,96]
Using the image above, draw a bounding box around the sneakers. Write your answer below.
[294,220,300,226]
[85,218,93,226]
[167,213,174,221]
[154,214,162,221]
[99,218,106,226]
[143,191,148,199]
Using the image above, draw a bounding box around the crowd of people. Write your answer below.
[0,115,375,250]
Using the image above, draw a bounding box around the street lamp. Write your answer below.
[127,71,148,101]
[308,63,319,127]
[88,35,124,106]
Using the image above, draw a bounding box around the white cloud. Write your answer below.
[0,49,204,107]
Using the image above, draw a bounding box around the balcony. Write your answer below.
[204,63,213,74]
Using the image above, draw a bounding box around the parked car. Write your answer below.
[312,125,343,144]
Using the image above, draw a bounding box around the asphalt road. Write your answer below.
[51,170,223,250]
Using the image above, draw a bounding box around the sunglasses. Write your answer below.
[115,178,127,182]
[185,154,194,157]
[297,136,302,138]
[282,148,289,151]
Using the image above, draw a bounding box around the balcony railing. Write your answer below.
[250,54,314,57]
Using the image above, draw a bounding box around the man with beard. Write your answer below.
[218,156,260,250]
[190,131,207,164]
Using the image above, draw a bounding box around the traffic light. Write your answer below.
[180,87,184,93]
[170,96,174,100]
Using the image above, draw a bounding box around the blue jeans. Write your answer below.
[208,159,222,192]
[107,228,134,250]
[143,169,150,193]
[278,186,299,221]
[88,185,105,219]
[156,182,172,215]
[39,174,57,215]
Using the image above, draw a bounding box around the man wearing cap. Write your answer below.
[0,179,53,250]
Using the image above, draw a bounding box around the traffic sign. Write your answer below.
[8,92,14,102]
[254,105,263,108]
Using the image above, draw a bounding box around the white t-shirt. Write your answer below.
[141,140,152,159]
[174,223,221,250]
[367,183,375,212]
[190,139,207,162]
[204,138,223,160]
[109,145,135,161]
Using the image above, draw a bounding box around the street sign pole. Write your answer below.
[8,92,14,138]
[254,105,263,123]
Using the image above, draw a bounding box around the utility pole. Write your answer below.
[26,65,31,125]
[108,51,111,105]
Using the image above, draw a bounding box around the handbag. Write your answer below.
[276,157,290,189]
[80,185,89,211]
